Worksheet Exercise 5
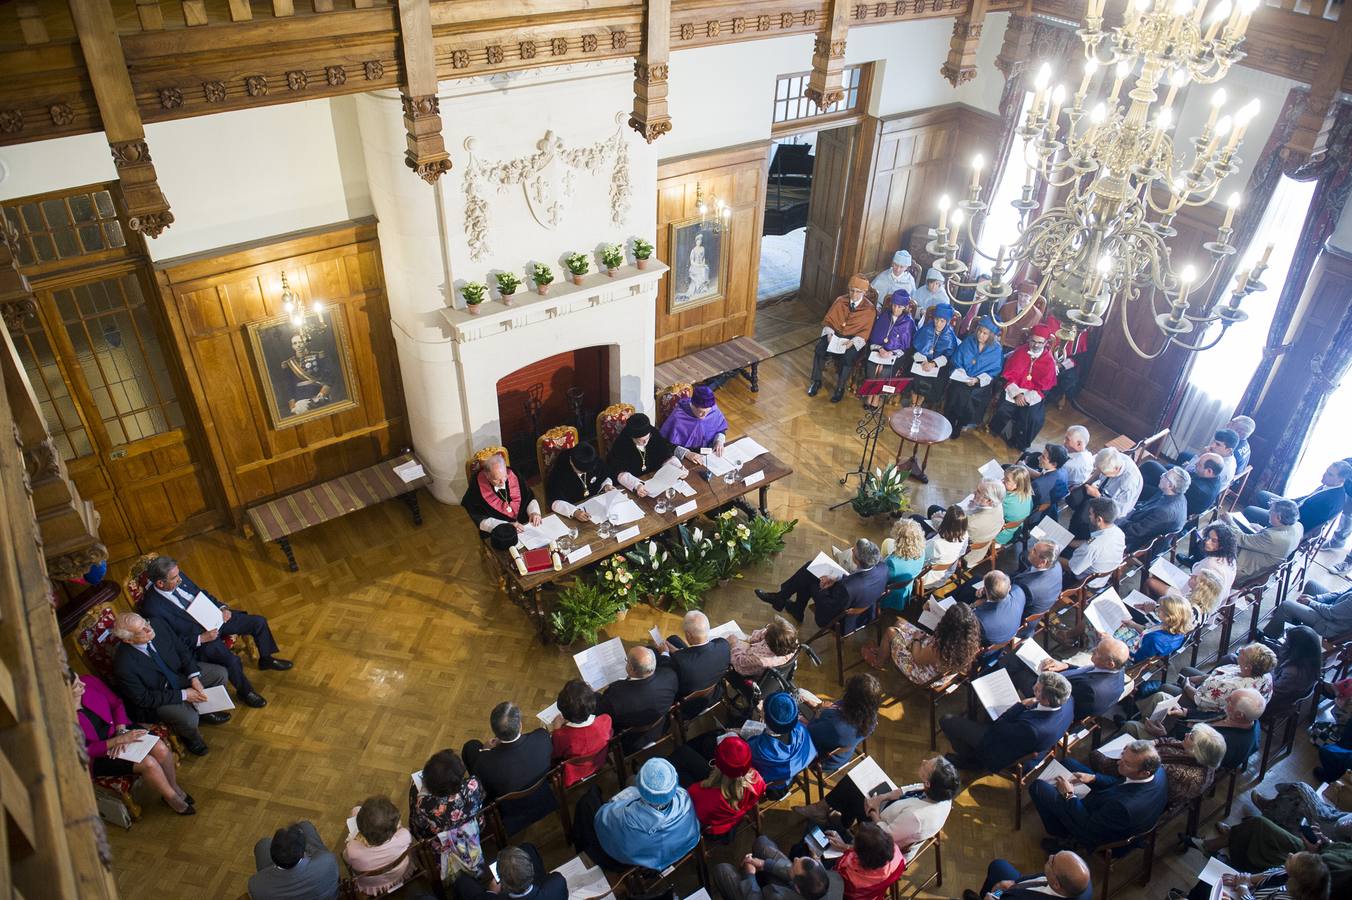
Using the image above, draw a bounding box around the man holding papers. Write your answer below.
[939,670,1074,774]
[986,324,1058,452]
[1225,500,1303,582]
[1063,497,1126,587]
[1030,739,1168,852]
[1116,466,1190,553]
[1007,636,1130,719]
[597,646,678,753]
[111,612,231,756]
[139,555,290,709]
[755,540,888,631]
[70,671,195,815]
[807,275,877,403]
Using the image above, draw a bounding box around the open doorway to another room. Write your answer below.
[754,65,868,356]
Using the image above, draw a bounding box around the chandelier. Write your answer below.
[934,0,1272,358]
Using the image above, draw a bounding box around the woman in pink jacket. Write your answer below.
[69,671,193,814]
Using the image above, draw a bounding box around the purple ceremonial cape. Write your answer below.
[659,399,729,448]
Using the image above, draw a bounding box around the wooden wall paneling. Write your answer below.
[154,219,407,522]
[654,142,770,364]
[1077,201,1224,439]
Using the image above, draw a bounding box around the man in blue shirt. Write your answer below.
[971,570,1025,648]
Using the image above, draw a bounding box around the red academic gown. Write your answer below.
[990,346,1058,450]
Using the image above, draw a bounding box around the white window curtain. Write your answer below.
[975,92,1036,264]
[1168,175,1318,455]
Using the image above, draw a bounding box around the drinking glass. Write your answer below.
[654,494,669,514]
[724,463,742,485]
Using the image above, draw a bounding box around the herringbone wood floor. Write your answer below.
[98,344,1329,900]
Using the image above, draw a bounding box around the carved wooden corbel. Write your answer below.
[941,0,989,88]
[806,0,850,109]
[1283,13,1352,163]
[68,0,174,237]
[395,0,451,182]
[629,0,672,142]
[994,2,1034,81]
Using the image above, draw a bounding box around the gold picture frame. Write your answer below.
[667,214,730,314]
[245,307,360,430]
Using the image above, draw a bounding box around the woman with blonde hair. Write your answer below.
[1118,590,1195,663]
[997,464,1034,545]
[880,518,926,611]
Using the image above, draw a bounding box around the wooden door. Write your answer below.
[24,262,222,559]
[799,124,857,314]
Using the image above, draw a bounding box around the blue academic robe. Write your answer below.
[950,334,1004,382]
[912,322,958,362]
[749,722,817,785]
[593,786,700,870]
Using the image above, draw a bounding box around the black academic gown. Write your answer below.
[546,450,609,507]
[461,467,536,528]
[606,433,677,483]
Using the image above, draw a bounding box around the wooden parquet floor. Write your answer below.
[97,344,1333,900]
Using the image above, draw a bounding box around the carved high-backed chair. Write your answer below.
[535,426,578,505]
[655,383,693,427]
[595,403,635,459]
[466,445,511,484]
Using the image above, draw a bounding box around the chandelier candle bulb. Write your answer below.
[1260,241,1274,265]
[970,154,984,189]
[1205,89,1227,132]
[1205,116,1231,159]
[1193,0,1208,22]
[1076,60,1098,106]
[1204,0,1232,40]
[1108,60,1130,104]
[1221,193,1240,230]
[1032,63,1052,117]
[1049,86,1068,131]
[1162,68,1188,111]
[937,194,951,231]
[1234,0,1258,36]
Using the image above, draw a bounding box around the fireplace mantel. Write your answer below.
[440,262,668,343]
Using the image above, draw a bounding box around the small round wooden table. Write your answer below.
[889,406,953,484]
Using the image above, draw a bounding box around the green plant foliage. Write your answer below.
[850,463,911,518]
[565,252,591,275]
[532,263,554,285]
[601,244,625,269]
[549,578,625,646]
[632,237,654,260]
[461,281,487,304]
[494,272,521,295]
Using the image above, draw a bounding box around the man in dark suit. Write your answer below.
[971,571,1025,647]
[756,539,888,632]
[1184,454,1226,516]
[456,844,566,900]
[658,610,731,716]
[711,834,841,900]
[1015,540,1065,636]
[248,820,340,900]
[1116,466,1189,552]
[1242,460,1352,534]
[111,612,231,755]
[598,646,679,753]
[1007,637,1129,719]
[1030,739,1168,851]
[463,702,557,836]
[138,555,291,708]
[962,851,1092,900]
[940,671,1074,773]
[1029,444,1070,520]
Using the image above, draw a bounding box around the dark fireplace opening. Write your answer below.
[496,346,610,480]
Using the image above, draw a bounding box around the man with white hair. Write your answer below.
[657,610,732,716]
[1061,426,1094,488]
[757,538,888,632]
[461,452,541,535]
[111,612,231,756]
[1116,466,1190,552]
[1225,414,1256,474]
[941,671,1074,774]
[962,479,1007,565]
[1066,447,1142,540]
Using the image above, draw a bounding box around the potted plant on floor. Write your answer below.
[532,262,554,295]
[549,578,625,646]
[565,252,590,285]
[494,271,521,305]
[461,281,487,315]
[633,238,654,270]
[850,464,910,520]
[600,243,625,276]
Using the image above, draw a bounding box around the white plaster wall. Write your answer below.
[0,98,372,262]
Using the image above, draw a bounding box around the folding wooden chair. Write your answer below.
[555,752,624,842]
[673,681,727,742]
[1080,824,1159,900]
[612,714,678,779]
[892,831,943,897]
[483,770,568,847]
[806,600,883,685]
[808,738,869,799]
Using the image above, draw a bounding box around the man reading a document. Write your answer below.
[755,539,888,631]
[939,670,1073,774]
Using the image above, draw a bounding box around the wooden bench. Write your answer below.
[654,336,773,393]
[245,451,432,571]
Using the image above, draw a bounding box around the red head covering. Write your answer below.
[1030,323,1055,340]
[714,735,753,777]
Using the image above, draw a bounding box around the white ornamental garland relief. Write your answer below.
[461,115,632,261]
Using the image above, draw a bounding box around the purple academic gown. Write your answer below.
[659,399,729,450]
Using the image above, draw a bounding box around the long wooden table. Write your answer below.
[488,446,793,641]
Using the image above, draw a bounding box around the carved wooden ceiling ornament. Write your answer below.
[396,0,452,183]
[940,0,988,88]
[630,0,672,144]
[806,0,851,108]
[460,117,633,261]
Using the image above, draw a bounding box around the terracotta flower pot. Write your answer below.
[467,303,483,315]
[571,272,585,286]
[606,267,617,277]
[636,257,650,270]
[536,282,549,296]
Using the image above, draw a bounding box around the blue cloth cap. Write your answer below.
[893,250,912,266]
[976,315,1001,334]
[637,757,680,805]
[764,691,799,732]
[889,289,911,307]
[933,303,954,321]
[925,267,944,284]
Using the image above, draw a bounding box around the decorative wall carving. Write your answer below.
[326,65,347,86]
[109,139,151,167]
[364,60,384,80]
[451,49,470,68]
[159,87,183,109]
[49,103,73,125]
[202,80,226,102]
[461,119,633,260]
[521,40,537,59]
[582,34,598,52]
[487,45,505,63]
[612,31,628,49]
[780,12,793,28]
[757,15,771,30]
[732,17,745,33]
[1,297,36,333]
[245,75,269,96]
[707,20,720,37]
[286,70,308,91]
[552,38,568,55]
[680,23,695,40]
[0,109,22,133]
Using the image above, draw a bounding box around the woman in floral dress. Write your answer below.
[408,749,485,881]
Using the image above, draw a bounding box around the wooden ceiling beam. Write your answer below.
[1284,11,1352,164]
[395,0,452,183]
[65,0,174,238]
[941,0,989,88]
[629,0,672,143]
[805,0,850,108]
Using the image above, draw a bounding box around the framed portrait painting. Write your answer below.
[667,215,729,313]
[246,307,360,430]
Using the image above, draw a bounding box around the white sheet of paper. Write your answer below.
[971,668,1022,720]
[702,453,736,476]
[1199,856,1240,887]
[565,544,592,565]
[882,384,897,394]
[1039,758,1091,797]
[1230,511,1256,532]
[918,596,956,632]
[979,459,1005,482]
[686,890,713,900]
[191,684,235,714]
[709,620,748,642]
[1122,589,1155,611]
[724,437,768,466]
[797,688,822,707]
[807,551,850,581]
[868,349,896,365]
[673,499,698,517]
[1149,692,1182,724]
[613,524,641,543]
[1004,382,1026,403]
[573,637,629,690]
[580,490,627,520]
[394,460,426,483]
[738,719,767,739]
[1031,516,1075,550]
[117,733,160,764]
[643,460,688,495]
[347,815,359,838]
[609,500,645,526]
[910,358,938,377]
[184,592,224,632]
[1085,589,1131,636]
[826,335,851,354]
[552,856,611,900]
[672,480,697,497]
[1015,639,1053,672]
[1098,733,1134,759]
[1149,556,1190,590]
[411,770,423,792]
[519,514,571,550]
[649,625,664,645]
[845,755,897,796]
[537,702,561,726]
[743,469,765,486]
